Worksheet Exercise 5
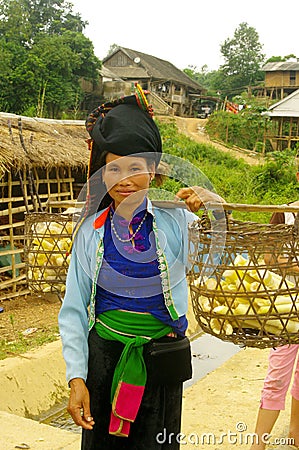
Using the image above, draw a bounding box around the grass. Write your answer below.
[157,119,299,223]
[0,325,60,360]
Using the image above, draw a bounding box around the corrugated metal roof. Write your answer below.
[263,111,299,117]
[103,47,204,91]
[262,61,299,71]
[262,89,299,117]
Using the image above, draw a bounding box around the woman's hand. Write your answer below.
[68,378,95,430]
[175,186,225,213]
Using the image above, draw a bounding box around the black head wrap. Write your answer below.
[85,85,162,178]
[75,85,162,227]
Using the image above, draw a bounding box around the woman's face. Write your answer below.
[102,153,154,209]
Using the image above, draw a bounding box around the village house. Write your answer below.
[261,60,299,101]
[262,88,299,151]
[101,46,206,117]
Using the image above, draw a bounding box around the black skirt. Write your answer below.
[81,327,183,450]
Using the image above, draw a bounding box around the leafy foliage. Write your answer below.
[157,119,299,223]
[266,54,297,63]
[184,22,266,99]
[0,0,101,117]
[205,109,273,152]
[220,22,265,94]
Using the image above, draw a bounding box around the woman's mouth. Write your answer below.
[117,191,135,196]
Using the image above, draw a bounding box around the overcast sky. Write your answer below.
[70,0,298,71]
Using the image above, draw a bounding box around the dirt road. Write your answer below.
[173,116,263,166]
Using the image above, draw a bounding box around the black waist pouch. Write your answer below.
[143,335,192,385]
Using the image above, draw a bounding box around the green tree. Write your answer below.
[184,65,208,86]
[0,0,101,117]
[184,65,226,96]
[266,54,297,63]
[61,30,100,79]
[107,43,119,56]
[0,38,30,112]
[220,22,265,96]
[0,0,32,45]
[0,0,87,41]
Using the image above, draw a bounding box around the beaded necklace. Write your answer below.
[110,209,148,245]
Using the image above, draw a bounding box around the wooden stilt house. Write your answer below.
[262,89,299,151]
[0,113,89,301]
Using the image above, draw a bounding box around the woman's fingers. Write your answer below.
[175,186,224,212]
[182,193,203,212]
[68,403,94,430]
[82,397,95,428]
[68,378,94,430]
[175,187,195,200]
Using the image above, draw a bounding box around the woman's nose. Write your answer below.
[118,173,133,184]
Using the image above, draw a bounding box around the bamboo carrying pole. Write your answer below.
[206,202,299,213]
[150,200,299,214]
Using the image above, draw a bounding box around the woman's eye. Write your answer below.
[108,167,119,172]
[131,167,142,172]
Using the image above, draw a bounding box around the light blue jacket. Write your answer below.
[58,200,198,382]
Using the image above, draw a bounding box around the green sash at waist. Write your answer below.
[95,310,172,401]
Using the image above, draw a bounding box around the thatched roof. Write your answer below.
[0,113,89,173]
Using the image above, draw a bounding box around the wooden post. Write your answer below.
[278,118,283,151]
[288,117,293,149]
[17,170,29,214]
[7,172,16,291]
[56,167,61,201]
[223,96,227,111]
[262,120,267,156]
[69,168,74,200]
[46,168,51,200]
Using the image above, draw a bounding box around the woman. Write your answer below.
[58,85,223,450]
[249,193,299,450]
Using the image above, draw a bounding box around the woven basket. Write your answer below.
[188,209,299,348]
[24,212,74,295]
